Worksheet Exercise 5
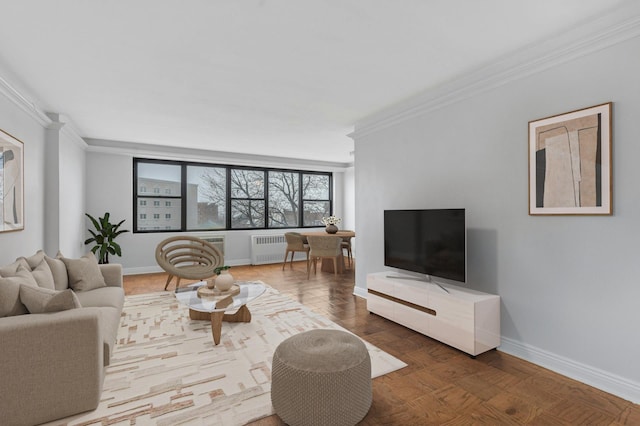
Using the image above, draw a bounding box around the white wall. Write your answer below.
[58,126,87,257]
[42,115,88,258]
[0,89,47,265]
[343,166,356,257]
[352,35,640,402]
[0,73,89,264]
[86,149,354,274]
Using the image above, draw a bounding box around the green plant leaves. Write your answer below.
[85,212,129,264]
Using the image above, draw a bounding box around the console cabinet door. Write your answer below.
[394,302,430,336]
[393,281,429,307]
[428,292,475,354]
[367,292,394,320]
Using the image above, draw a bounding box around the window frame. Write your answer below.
[133,158,333,233]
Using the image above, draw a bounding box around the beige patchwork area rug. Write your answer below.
[48,283,406,426]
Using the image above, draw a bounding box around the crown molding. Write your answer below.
[0,74,52,127]
[84,138,353,172]
[351,2,640,140]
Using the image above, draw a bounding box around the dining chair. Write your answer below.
[282,232,310,270]
[340,231,354,268]
[306,235,343,279]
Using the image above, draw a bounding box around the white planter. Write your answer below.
[215,270,234,292]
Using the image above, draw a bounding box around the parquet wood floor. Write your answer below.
[124,262,639,425]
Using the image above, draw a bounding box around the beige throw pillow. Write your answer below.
[45,255,69,291]
[60,252,106,292]
[0,278,28,317]
[20,286,82,314]
[0,264,39,317]
[19,250,45,269]
[0,258,28,277]
[17,252,56,290]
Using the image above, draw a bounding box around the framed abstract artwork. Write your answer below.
[529,102,612,215]
[0,129,24,232]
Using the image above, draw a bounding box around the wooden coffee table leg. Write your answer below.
[191,306,253,345]
[210,311,224,345]
[223,304,252,323]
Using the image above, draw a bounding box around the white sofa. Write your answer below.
[0,250,124,426]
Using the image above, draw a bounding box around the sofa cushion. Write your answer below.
[60,252,107,292]
[75,286,125,311]
[45,254,70,291]
[20,286,82,314]
[17,251,56,290]
[0,264,39,317]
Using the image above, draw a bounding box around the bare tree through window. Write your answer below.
[269,171,299,227]
[302,174,330,226]
[230,169,265,228]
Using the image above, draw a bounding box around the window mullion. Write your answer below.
[181,164,187,231]
[226,167,232,229]
[264,170,269,228]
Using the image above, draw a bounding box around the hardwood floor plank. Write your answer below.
[122,261,638,425]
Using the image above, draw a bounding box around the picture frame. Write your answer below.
[529,102,612,215]
[0,128,24,232]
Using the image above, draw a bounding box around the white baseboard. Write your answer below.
[123,258,251,276]
[353,286,368,299]
[499,336,639,404]
[124,266,163,275]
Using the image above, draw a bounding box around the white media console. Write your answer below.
[367,272,500,356]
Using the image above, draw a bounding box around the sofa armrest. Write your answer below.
[0,308,104,426]
[100,263,123,288]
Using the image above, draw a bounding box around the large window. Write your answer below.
[302,174,331,226]
[230,169,265,228]
[133,159,333,233]
[135,162,182,231]
[186,165,226,230]
[269,171,299,227]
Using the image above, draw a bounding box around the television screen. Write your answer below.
[384,209,466,282]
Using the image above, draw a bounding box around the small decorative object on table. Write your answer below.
[214,265,234,291]
[322,216,341,234]
[196,283,240,299]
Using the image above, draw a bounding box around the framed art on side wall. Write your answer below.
[0,128,24,232]
[529,102,612,215]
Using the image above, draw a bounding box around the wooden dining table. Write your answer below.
[300,230,355,273]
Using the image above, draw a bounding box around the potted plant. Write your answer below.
[84,212,129,264]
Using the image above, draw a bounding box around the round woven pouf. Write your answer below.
[271,329,372,426]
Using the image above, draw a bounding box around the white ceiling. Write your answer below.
[0,0,628,163]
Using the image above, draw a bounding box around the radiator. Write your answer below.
[251,234,301,265]
[187,233,225,256]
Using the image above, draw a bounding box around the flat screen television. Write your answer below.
[384,209,466,283]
